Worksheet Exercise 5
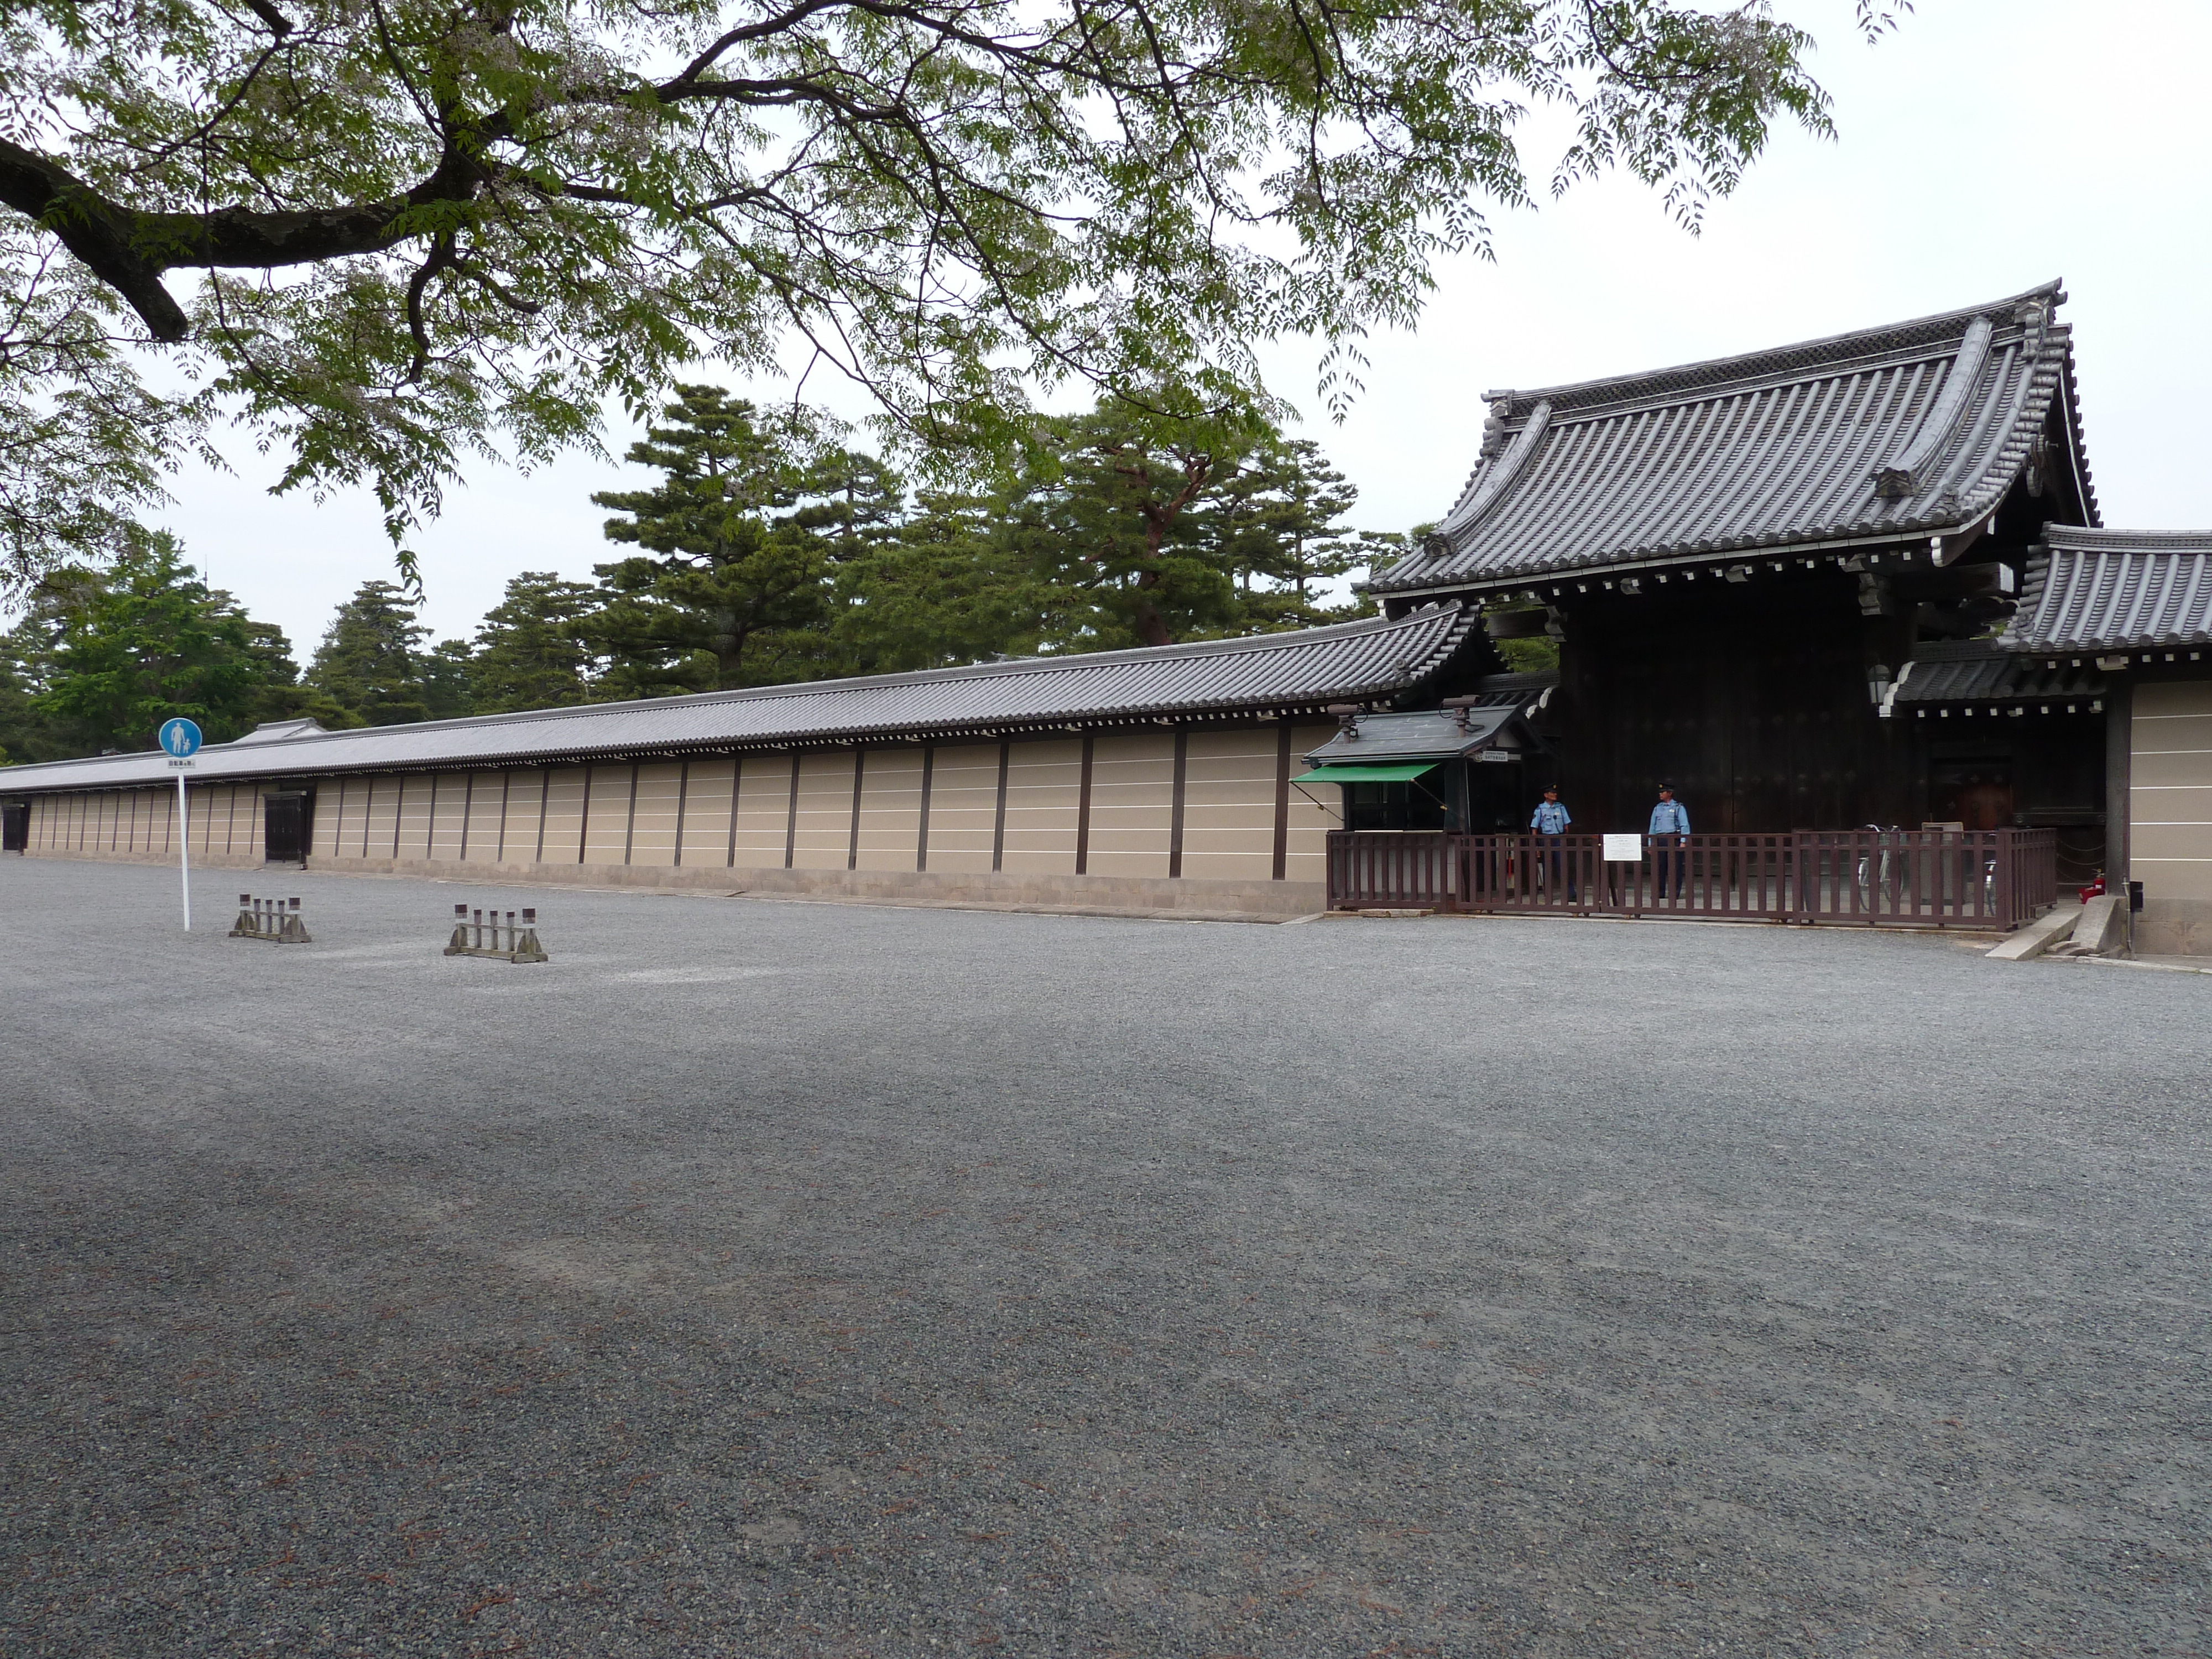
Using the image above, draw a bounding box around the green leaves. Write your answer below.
[586,385,844,693]
[305,578,465,725]
[2,0,1861,572]
[22,529,308,751]
[467,570,600,712]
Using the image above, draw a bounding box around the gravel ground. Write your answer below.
[1,856,2206,1658]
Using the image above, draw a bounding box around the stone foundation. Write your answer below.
[2135,897,2212,958]
[12,847,1326,919]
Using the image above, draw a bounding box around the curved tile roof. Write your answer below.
[1372,282,2096,595]
[0,605,1477,794]
[2003,526,2212,654]
[1893,641,2104,705]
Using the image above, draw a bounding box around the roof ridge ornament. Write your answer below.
[1871,316,1994,501]
[1479,398,1515,461]
[1437,399,1552,545]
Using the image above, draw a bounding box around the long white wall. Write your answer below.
[20,722,1343,898]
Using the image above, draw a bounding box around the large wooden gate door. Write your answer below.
[263,791,312,863]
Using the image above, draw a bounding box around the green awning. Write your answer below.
[1295,762,1441,783]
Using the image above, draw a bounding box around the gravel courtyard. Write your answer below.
[1,857,2205,1657]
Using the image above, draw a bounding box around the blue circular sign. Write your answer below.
[158,717,203,758]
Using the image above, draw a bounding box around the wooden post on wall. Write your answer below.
[784,753,801,868]
[724,758,742,867]
[917,746,934,872]
[992,741,1010,873]
[1272,718,1292,881]
[1074,734,1095,875]
[672,760,690,867]
[1168,728,1188,878]
[847,750,865,870]
[577,763,593,863]
[535,768,552,863]
[2106,681,2132,883]
[622,761,640,864]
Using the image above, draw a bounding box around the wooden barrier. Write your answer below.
[1327,828,2059,931]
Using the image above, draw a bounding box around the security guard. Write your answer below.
[1648,784,1692,898]
[1531,786,1573,897]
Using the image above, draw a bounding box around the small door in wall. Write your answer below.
[264,790,314,863]
[1,801,27,852]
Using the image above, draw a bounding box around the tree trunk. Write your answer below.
[1129,573,1172,649]
[1124,449,1212,650]
[712,611,746,690]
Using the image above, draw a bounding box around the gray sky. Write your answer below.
[151,0,2212,654]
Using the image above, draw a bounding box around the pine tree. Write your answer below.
[1208,439,1376,629]
[1006,404,1379,648]
[307,581,450,726]
[587,387,849,695]
[467,572,601,713]
[822,491,1063,676]
[1007,403,1255,650]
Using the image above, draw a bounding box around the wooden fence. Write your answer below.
[1327,828,2058,931]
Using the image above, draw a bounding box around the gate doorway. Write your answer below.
[1929,758,2014,831]
[263,791,313,864]
[2,801,26,852]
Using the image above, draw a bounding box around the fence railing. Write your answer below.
[1327,828,2058,931]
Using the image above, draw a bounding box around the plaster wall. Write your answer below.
[676,759,739,868]
[2130,678,2212,955]
[11,721,1322,915]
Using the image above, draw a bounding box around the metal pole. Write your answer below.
[178,771,191,931]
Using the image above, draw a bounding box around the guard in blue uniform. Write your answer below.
[1648,785,1691,898]
[1531,786,1573,897]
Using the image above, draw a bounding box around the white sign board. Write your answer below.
[1603,832,1643,863]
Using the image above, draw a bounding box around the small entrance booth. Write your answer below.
[1298,702,1542,833]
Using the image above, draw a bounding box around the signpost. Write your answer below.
[159,718,202,930]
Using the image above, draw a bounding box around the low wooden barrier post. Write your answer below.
[227,893,312,943]
[443,903,549,964]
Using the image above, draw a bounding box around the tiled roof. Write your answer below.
[1300,706,1519,765]
[1892,641,2104,706]
[0,605,1478,795]
[2001,526,2212,654]
[1371,282,2096,596]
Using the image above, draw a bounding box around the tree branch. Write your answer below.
[0,140,192,341]
[240,0,295,38]
[0,133,499,341]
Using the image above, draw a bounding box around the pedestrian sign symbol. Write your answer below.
[157,718,204,931]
